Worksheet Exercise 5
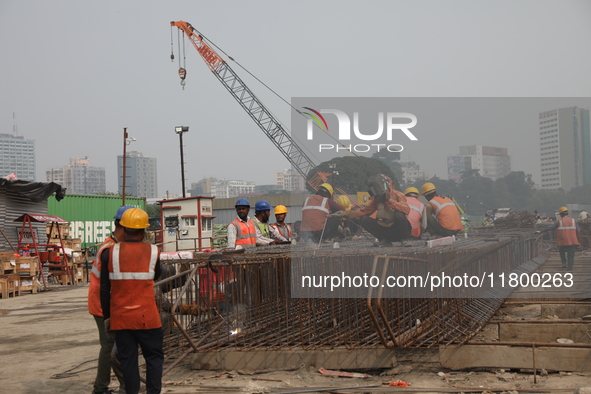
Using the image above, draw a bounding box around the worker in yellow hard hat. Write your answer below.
[300,183,345,242]
[270,205,295,241]
[421,182,463,237]
[335,195,359,238]
[339,174,411,247]
[536,206,579,271]
[404,187,427,239]
[99,207,164,394]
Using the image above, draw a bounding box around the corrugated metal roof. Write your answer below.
[0,188,49,252]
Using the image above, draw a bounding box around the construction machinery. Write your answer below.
[169,21,356,199]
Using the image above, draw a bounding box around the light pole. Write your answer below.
[121,128,136,205]
[466,195,469,215]
[175,126,189,198]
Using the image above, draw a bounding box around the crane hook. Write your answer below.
[178,68,186,80]
[180,79,186,90]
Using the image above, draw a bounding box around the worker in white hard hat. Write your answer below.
[536,206,580,271]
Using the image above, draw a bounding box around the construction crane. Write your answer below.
[170,22,320,182]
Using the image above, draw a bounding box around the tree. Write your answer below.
[371,151,403,187]
[306,156,398,194]
[145,203,160,218]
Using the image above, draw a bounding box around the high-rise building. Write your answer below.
[275,169,305,191]
[400,162,428,185]
[455,145,511,181]
[188,177,217,197]
[117,151,158,198]
[0,133,35,181]
[539,107,591,190]
[46,157,106,194]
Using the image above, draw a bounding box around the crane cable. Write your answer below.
[192,28,360,159]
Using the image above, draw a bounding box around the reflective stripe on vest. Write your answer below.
[229,218,257,245]
[406,196,424,238]
[108,243,158,280]
[429,196,463,231]
[557,216,578,246]
[271,223,292,239]
[302,197,329,214]
[88,237,116,317]
[301,196,330,232]
[430,199,456,216]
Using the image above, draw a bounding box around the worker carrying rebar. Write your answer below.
[404,187,427,239]
[300,183,345,243]
[421,182,463,237]
[535,206,580,271]
[339,174,411,247]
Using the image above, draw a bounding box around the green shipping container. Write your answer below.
[47,194,146,248]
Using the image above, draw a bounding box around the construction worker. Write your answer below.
[251,200,288,245]
[422,182,463,237]
[226,198,257,249]
[340,174,411,247]
[404,187,427,239]
[300,183,345,242]
[335,195,358,238]
[536,206,580,270]
[482,214,494,226]
[270,205,295,241]
[88,206,133,394]
[100,208,163,394]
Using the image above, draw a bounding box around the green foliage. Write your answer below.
[145,203,160,218]
[306,156,398,194]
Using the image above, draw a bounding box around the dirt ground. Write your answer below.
[2,285,591,393]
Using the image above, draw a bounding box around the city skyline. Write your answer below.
[3,1,591,197]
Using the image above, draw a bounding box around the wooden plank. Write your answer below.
[191,348,397,371]
[499,322,591,343]
[541,304,591,319]
[440,344,591,372]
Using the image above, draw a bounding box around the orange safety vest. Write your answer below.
[429,196,463,231]
[406,196,424,238]
[88,236,116,317]
[557,216,579,246]
[301,195,330,232]
[107,242,161,330]
[271,223,292,240]
[228,218,257,246]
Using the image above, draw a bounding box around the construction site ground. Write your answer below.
[2,252,591,393]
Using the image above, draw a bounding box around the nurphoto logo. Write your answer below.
[302,107,418,153]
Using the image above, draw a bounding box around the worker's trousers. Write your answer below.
[559,245,577,271]
[115,328,164,394]
[92,315,125,394]
[359,212,411,242]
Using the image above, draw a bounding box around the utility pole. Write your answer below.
[122,128,128,205]
[175,126,189,198]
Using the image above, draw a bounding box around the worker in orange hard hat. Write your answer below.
[404,187,427,239]
[300,183,345,242]
[421,182,463,237]
[536,206,579,271]
[270,205,295,241]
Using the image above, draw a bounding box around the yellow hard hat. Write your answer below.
[404,187,419,196]
[120,208,149,229]
[558,206,568,214]
[319,183,334,197]
[274,205,288,214]
[421,182,436,195]
[336,195,351,211]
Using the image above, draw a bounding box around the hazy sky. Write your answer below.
[1,1,590,197]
